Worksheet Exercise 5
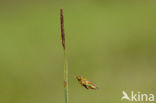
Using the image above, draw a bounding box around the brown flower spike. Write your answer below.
[60,9,65,50]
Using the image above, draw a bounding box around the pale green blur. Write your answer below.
[0,0,156,103]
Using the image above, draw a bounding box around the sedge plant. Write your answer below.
[60,8,99,103]
[60,9,69,103]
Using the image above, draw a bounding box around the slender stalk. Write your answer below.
[64,51,68,103]
[60,8,68,103]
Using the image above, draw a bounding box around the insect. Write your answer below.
[76,76,98,90]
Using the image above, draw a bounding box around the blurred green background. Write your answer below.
[0,0,156,103]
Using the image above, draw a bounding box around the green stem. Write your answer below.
[64,50,68,103]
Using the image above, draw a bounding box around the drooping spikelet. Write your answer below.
[76,76,98,90]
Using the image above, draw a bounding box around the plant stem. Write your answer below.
[64,50,68,103]
[60,8,68,103]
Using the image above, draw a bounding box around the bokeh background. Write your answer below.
[0,0,156,103]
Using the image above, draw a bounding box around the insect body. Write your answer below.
[76,76,98,90]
